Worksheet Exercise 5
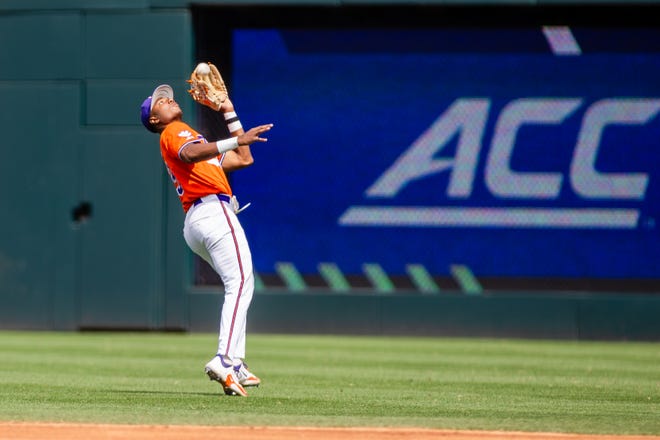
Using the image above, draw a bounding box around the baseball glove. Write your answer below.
[187,62,228,111]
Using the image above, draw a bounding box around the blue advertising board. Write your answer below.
[228,27,660,282]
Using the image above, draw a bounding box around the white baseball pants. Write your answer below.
[183,195,254,361]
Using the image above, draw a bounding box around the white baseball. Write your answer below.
[195,63,211,75]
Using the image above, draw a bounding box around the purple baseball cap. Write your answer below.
[140,84,173,133]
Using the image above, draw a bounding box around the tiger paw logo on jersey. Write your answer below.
[178,130,195,140]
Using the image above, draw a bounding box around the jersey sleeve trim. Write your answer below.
[177,140,204,161]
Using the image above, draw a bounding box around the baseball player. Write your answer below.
[140,84,273,397]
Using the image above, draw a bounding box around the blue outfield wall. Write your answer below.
[228,26,660,284]
[187,5,660,341]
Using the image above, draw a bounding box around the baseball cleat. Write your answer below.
[234,362,261,387]
[205,356,248,397]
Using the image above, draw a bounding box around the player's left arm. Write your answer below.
[219,99,273,172]
[220,99,253,172]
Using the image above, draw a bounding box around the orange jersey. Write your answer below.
[159,120,232,212]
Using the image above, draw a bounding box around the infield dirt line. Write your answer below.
[1,422,659,440]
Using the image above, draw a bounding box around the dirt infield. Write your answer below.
[1,423,659,440]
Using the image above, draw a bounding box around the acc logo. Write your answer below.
[340,97,660,229]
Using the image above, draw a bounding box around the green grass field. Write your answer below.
[0,331,658,435]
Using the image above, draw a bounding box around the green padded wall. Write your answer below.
[190,291,660,341]
[77,11,192,329]
[0,83,79,329]
[0,8,191,330]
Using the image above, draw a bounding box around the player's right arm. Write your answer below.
[179,125,273,164]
